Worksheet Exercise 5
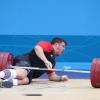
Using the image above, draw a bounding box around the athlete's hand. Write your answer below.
[44,60,53,69]
[60,75,69,81]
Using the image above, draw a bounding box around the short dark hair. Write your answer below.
[51,37,67,46]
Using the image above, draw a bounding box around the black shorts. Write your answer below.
[13,60,46,84]
[13,52,55,84]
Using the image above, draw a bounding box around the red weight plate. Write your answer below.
[0,52,5,70]
[94,59,100,88]
[2,52,13,69]
[90,59,97,88]
[0,52,13,71]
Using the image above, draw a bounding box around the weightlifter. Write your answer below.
[0,37,68,88]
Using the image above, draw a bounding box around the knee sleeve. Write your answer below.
[3,69,16,79]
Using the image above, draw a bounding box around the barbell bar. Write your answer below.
[10,65,90,73]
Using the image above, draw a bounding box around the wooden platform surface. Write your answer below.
[0,79,100,100]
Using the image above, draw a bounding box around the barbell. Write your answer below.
[0,52,100,88]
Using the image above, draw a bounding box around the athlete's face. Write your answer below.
[53,42,66,56]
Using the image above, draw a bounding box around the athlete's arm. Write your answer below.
[34,41,53,69]
[34,45,49,63]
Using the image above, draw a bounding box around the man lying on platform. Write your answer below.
[0,37,68,88]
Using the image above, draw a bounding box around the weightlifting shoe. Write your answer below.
[0,79,13,88]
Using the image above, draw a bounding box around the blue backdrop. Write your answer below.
[0,35,100,62]
[0,0,100,62]
[0,0,100,35]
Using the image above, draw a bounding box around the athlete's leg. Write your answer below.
[0,69,29,88]
[0,68,28,80]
